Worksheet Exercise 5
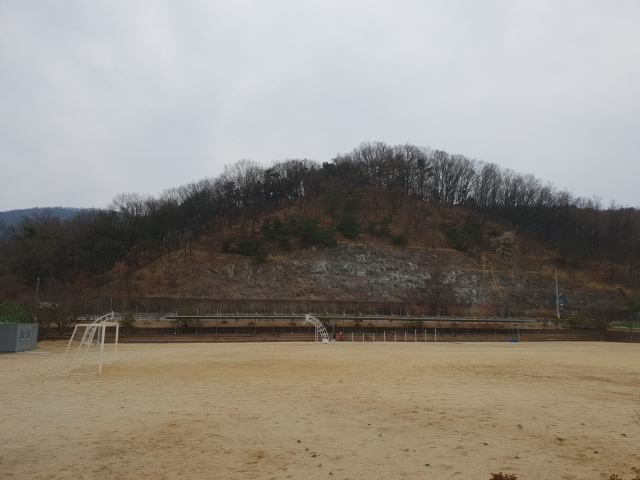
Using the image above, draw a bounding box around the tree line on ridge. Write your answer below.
[1,141,638,301]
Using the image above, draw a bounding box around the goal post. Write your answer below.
[57,316,120,376]
[304,314,330,343]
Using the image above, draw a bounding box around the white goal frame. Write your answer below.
[57,312,120,376]
[304,314,330,343]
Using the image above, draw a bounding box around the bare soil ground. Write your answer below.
[1,342,639,479]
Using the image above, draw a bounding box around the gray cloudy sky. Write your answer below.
[1,0,639,211]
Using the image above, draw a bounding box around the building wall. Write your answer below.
[0,324,38,352]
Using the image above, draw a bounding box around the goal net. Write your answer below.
[304,314,330,343]
[57,321,120,376]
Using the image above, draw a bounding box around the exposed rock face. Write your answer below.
[309,245,489,304]
[127,242,623,311]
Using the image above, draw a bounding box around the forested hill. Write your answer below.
[1,141,639,309]
[0,207,85,227]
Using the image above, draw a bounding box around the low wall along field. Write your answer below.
[41,319,640,344]
[111,328,635,343]
[1,341,639,479]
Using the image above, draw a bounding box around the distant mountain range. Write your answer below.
[0,207,87,227]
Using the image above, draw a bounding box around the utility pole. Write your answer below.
[555,268,560,319]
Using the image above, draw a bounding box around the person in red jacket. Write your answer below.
[339,332,344,341]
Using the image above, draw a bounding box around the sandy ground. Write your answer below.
[1,341,639,480]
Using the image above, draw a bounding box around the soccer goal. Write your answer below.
[57,313,120,376]
[304,314,330,343]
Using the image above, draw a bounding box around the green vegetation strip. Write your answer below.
[0,300,34,324]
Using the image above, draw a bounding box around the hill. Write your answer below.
[99,195,632,320]
[0,207,85,227]
[0,141,638,321]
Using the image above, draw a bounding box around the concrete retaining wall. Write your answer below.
[42,326,639,343]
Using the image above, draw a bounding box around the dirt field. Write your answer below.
[1,341,639,479]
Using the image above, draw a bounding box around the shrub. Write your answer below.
[175,309,196,328]
[562,315,592,329]
[260,215,337,249]
[260,217,291,239]
[290,216,334,248]
[366,217,392,236]
[0,301,34,324]
[630,292,640,315]
[121,312,136,328]
[313,224,338,247]
[441,216,482,251]
[338,214,361,239]
[278,237,291,250]
[222,238,268,262]
[337,200,361,239]
[620,321,640,334]
[490,473,517,480]
[391,232,408,246]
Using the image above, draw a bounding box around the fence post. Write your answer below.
[435,328,437,343]
[373,333,375,342]
[415,330,416,342]
[384,331,386,342]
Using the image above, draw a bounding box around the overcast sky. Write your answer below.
[1,0,639,211]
